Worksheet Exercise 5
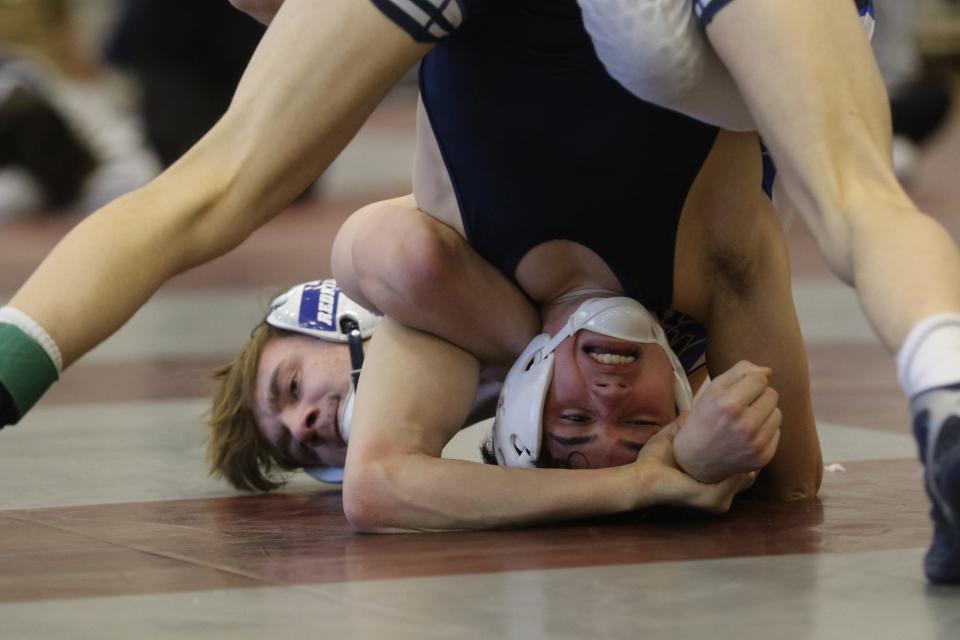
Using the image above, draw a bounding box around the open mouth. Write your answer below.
[577,331,646,373]
[582,340,640,366]
[585,347,637,365]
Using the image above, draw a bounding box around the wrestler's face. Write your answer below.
[254,335,352,468]
[542,331,678,469]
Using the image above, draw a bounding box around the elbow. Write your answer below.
[763,473,823,502]
[342,459,404,534]
[772,480,820,502]
[343,501,384,534]
[342,490,389,534]
[755,463,823,502]
[790,453,825,501]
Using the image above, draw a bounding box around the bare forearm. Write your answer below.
[344,454,647,532]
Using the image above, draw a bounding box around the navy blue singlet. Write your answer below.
[419,0,719,314]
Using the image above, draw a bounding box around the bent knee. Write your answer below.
[404,215,455,273]
[375,211,465,304]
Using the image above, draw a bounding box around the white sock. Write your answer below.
[897,313,960,399]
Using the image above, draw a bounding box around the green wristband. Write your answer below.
[0,323,59,425]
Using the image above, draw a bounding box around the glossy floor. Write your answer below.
[2,85,960,639]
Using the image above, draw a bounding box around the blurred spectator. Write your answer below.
[873,0,954,180]
[105,0,265,166]
[0,0,98,79]
[0,0,160,220]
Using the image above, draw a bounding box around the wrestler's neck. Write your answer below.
[516,240,624,330]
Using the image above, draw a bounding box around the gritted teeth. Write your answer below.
[587,351,637,365]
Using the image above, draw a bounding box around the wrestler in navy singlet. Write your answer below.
[419,0,719,315]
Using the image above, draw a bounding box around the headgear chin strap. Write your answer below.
[265,280,380,483]
[492,297,693,468]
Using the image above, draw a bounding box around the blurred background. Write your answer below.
[0,0,421,225]
[0,0,958,221]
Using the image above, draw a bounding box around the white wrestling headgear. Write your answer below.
[492,297,693,468]
[264,279,381,483]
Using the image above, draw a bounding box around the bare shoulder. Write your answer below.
[348,318,482,457]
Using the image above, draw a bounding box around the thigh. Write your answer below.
[331,195,539,366]
[330,196,414,311]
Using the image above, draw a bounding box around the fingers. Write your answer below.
[749,386,779,417]
[743,389,782,466]
[755,411,782,466]
[738,470,759,493]
[702,470,758,513]
[722,369,774,408]
[657,420,682,440]
[711,360,772,391]
[636,422,680,463]
[745,387,781,439]
[674,410,690,429]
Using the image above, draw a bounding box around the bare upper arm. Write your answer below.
[346,318,481,464]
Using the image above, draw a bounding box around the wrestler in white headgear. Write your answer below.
[265,279,381,482]
[493,297,693,467]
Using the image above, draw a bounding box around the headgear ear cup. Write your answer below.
[492,334,554,466]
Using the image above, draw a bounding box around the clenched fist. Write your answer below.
[674,360,782,483]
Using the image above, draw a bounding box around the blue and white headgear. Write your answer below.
[492,297,693,468]
[264,279,381,483]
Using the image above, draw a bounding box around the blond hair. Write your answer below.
[207,322,300,491]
